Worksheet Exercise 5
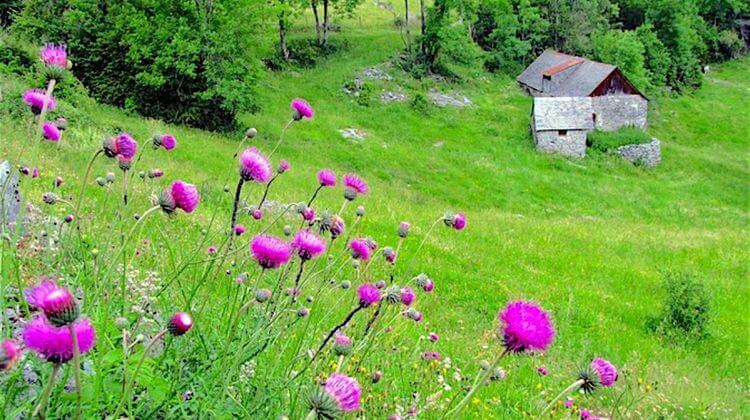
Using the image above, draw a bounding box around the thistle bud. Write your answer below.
[42,288,80,327]
[283,225,292,236]
[296,307,310,318]
[372,371,382,384]
[255,288,272,303]
[42,192,58,205]
[245,127,257,139]
[398,221,410,238]
[64,214,74,223]
[356,206,365,217]
[340,280,351,290]
[106,172,116,183]
[168,312,193,336]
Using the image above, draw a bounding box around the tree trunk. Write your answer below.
[279,15,290,60]
[404,0,411,51]
[311,0,322,45]
[322,0,330,46]
[419,0,426,54]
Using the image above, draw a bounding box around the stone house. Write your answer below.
[518,50,649,157]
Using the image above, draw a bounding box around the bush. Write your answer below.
[587,127,652,152]
[11,0,263,132]
[411,92,430,114]
[649,272,712,340]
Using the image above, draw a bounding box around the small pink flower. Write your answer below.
[250,234,292,269]
[398,221,410,238]
[22,89,56,114]
[422,279,434,292]
[400,287,415,306]
[343,173,369,197]
[428,332,439,342]
[349,239,371,260]
[208,245,217,255]
[591,358,618,387]
[239,147,272,183]
[234,224,246,236]
[42,122,61,142]
[252,208,263,220]
[317,169,337,187]
[498,301,555,353]
[323,374,361,412]
[537,365,548,376]
[453,212,466,230]
[301,207,315,221]
[54,176,64,187]
[32,168,39,178]
[39,44,67,68]
[161,180,200,214]
[0,339,21,371]
[168,312,193,336]
[357,283,381,307]
[115,133,138,159]
[160,134,176,151]
[564,398,574,408]
[291,98,314,120]
[291,229,326,260]
[23,316,96,364]
[278,160,290,173]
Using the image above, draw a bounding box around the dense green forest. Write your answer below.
[1,0,747,130]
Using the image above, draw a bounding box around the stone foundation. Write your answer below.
[534,130,587,158]
[616,138,661,167]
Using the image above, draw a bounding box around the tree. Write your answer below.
[592,29,651,91]
[635,23,672,87]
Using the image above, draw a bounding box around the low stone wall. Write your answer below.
[616,138,661,167]
[592,95,648,131]
[534,130,587,158]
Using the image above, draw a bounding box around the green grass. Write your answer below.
[587,127,653,152]
[1,4,749,418]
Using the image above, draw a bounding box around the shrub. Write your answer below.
[411,92,430,114]
[587,127,652,152]
[649,272,712,340]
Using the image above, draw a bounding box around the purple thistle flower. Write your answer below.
[422,278,434,292]
[250,234,292,269]
[234,224,246,236]
[0,339,21,372]
[329,215,345,238]
[428,332,439,342]
[39,44,68,68]
[114,133,138,159]
[400,287,415,306]
[564,398,574,408]
[148,168,164,179]
[357,283,381,307]
[498,301,555,353]
[398,221,410,238]
[591,358,618,387]
[22,89,56,114]
[317,169,337,187]
[239,147,272,183]
[278,160,290,173]
[32,167,39,178]
[291,229,327,260]
[349,239,371,260]
[537,365,548,376]
[453,212,466,230]
[161,180,200,214]
[208,245,217,255]
[167,312,193,336]
[23,316,95,364]
[343,173,369,199]
[580,409,591,419]
[323,374,361,412]
[160,134,176,151]
[301,207,315,221]
[251,208,263,220]
[333,331,352,356]
[42,122,61,142]
[291,98,314,120]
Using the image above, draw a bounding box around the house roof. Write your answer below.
[532,97,594,131]
[518,50,642,98]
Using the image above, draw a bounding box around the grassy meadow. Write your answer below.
[1,3,749,418]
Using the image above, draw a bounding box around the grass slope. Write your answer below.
[1,5,748,418]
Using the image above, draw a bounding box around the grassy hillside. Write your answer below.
[1,4,748,418]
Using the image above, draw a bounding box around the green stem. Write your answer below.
[114,329,168,416]
[443,348,510,418]
[230,178,244,230]
[74,149,103,225]
[269,119,294,157]
[538,378,585,418]
[305,409,317,420]
[69,324,83,420]
[403,216,443,277]
[32,364,60,419]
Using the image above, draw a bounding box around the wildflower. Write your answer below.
[317,169,337,187]
[234,224,246,236]
[159,180,200,214]
[55,117,67,130]
[356,206,365,217]
[349,239,371,260]
[106,172,116,183]
[32,167,39,178]
[23,316,95,364]
[54,176,64,187]
[490,367,506,381]
[292,229,327,260]
[372,370,382,384]
[343,173,369,200]
[252,208,263,220]
[23,89,56,114]
[64,215,74,223]
[25,280,79,327]
[297,307,310,318]
[167,313,193,336]
[239,147,272,183]
[564,398,574,408]
[591,358,618,387]
[39,44,68,69]
[250,234,292,269]
[285,288,302,298]
[398,221,410,238]
[42,122,61,142]
[301,207,315,221]
[117,156,132,171]
[444,212,467,231]
[333,332,352,356]
[375,280,386,289]
[42,192,58,205]
[580,409,591,419]
[254,288,272,303]
[414,273,434,292]
[114,133,138,159]
[308,373,360,418]
[329,215,346,238]
[498,301,555,353]
[278,160,290,174]
[538,365,548,376]
[0,339,21,371]
[152,134,176,151]
[357,284,381,307]
[208,246,217,255]
[428,332,439,342]
[383,247,397,264]
[400,287,415,306]
[291,98,314,120]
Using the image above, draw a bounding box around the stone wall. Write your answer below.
[616,138,661,167]
[534,130,587,158]
[592,95,648,131]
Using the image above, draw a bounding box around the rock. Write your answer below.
[428,91,472,108]
[381,91,407,103]
[1,160,22,231]
[339,128,367,141]
[361,67,391,81]
[616,138,661,167]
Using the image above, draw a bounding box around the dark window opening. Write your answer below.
[558,130,567,136]
[543,75,551,80]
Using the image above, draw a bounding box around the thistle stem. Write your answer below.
[306,185,323,207]
[74,149,103,226]
[269,119,294,157]
[36,79,56,134]
[114,329,168,416]
[538,379,585,417]
[69,324,83,420]
[305,409,317,420]
[230,178,244,230]
[32,364,60,419]
[257,175,278,209]
[444,348,510,418]
[291,260,306,302]
[403,216,443,276]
